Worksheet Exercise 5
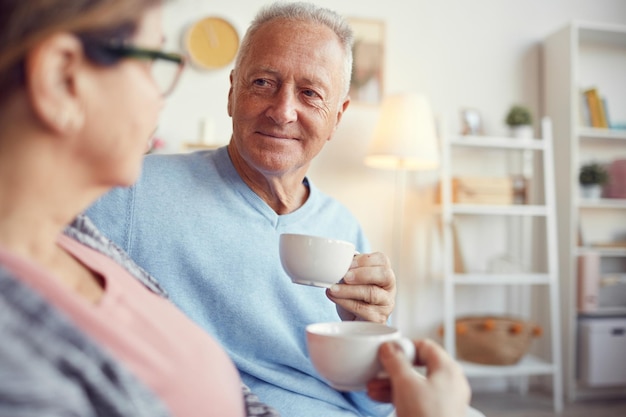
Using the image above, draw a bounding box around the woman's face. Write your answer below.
[80,4,165,188]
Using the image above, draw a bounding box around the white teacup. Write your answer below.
[305,321,415,391]
[279,233,356,288]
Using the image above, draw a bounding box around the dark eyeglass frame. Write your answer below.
[78,36,186,97]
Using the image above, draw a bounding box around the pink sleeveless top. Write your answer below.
[0,234,245,417]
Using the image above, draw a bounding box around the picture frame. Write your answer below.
[347,18,385,104]
[460,108,484,135]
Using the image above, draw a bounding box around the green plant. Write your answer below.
[579,162,608,186]
[505,105,533,127]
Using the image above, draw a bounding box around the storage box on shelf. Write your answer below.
[439,118,562,412]
[543,20,626,400]
[579,318,626,388]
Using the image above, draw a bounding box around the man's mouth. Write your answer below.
[258,131,297,141]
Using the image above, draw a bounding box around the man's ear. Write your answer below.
[328,96,351,141]
[227,70,235,117]
[25,33,86,135]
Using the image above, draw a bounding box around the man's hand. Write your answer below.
[326,252,396,323]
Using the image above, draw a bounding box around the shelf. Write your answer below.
[452,273,551,285]
[578,128,626,141]
[451,204,548,216]
[450,136,546,150]
[442,119,562,412]
[462,355,556,378]
[577,246,626,257]
[544,19,626,405]
[577,21,626,46]
[579,307,626,318]
[181,142,221,151]
[579,198,626,209]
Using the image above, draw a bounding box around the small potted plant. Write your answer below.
[579,162,608,199]
[505,105,533,138]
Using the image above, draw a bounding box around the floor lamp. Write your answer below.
[364,93,440,330]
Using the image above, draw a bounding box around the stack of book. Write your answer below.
[451,176,513,205]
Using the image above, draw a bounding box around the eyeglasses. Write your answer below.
[79,37,186,97]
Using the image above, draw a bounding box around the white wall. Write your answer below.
[158,0,626,341]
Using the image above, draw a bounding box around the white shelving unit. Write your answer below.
[440,118,563,412]
[543,21,626,400]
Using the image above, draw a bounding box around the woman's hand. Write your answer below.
[367,339,471,417]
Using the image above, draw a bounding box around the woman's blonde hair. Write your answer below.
[0,0,161,96]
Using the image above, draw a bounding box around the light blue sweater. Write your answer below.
[87,147,393,417]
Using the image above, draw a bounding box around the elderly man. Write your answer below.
[88,2,396,417]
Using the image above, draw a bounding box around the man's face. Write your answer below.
[227,19,349,178]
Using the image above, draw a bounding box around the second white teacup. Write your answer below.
[306,321,415,391]
[279,233,356,288]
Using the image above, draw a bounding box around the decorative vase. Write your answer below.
[580,184,603,199]
[510,125,533,139]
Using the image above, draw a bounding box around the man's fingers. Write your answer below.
[328,282,391,306]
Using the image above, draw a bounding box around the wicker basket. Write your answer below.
[443,316,543,365]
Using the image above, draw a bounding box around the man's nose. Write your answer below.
[265,87,298,125]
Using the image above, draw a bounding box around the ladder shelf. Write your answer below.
[440,117,563,412]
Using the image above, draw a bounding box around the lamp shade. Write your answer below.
[365,93,439,170]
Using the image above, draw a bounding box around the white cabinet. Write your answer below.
[439,119,563,413]
[543,21,626,400]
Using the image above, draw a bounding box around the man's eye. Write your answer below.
[253,78,271,87]
[302,89,320,99]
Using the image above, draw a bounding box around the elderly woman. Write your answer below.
[0,1,277,416]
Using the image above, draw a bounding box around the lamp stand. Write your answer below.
[390,164,408,329]
[363,93,440,331]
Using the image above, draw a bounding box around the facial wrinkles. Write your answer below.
[244,69,333,123]
[229,20,347,180]
[250,21,341,112]
[289,31,339,111]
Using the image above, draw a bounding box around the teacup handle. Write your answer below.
[397,337,416,363]
[376,337,421,379]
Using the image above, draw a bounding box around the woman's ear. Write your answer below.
[25,33,86,135]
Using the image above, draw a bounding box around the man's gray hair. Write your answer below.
[233,1,354,99]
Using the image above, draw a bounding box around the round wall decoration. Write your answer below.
[184,16,239,70]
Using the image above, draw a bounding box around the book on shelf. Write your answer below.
[602,97,611,128]
[579,91,591,127]
[582,88,609,128]
[577,251,599,312]
[605,159,626,199]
